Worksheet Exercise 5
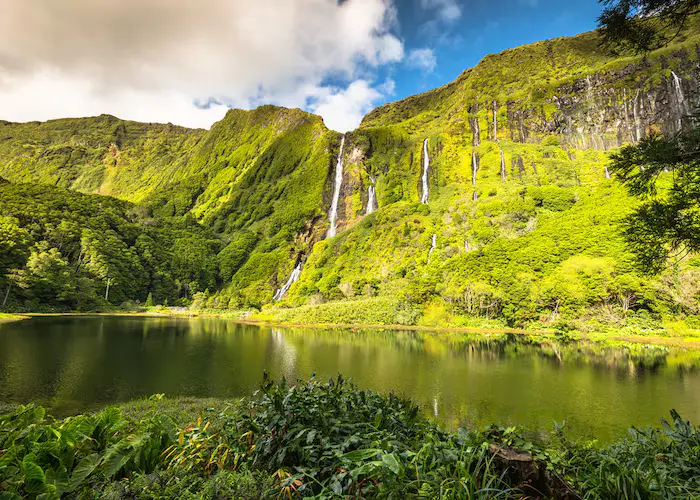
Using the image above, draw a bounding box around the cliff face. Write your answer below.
[325,24,700,235]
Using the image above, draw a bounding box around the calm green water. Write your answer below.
[1,316,700,440]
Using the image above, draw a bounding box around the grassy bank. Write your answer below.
[0,312,28,323]
[1,376,698,499]
[10,306,700,351]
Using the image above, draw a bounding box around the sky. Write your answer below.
[0,0,604,132]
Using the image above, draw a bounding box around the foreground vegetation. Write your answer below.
[1,376,698,499]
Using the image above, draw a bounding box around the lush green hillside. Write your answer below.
[0,107,338,308]
[0,181,219,311]
[0,115,204,201]
[0,21,698,332]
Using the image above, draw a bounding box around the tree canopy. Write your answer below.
[598,0,700,52]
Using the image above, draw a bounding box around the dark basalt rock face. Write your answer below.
[503,52,699,150]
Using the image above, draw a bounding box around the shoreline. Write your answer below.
[0,313,30,324]
[10,310,700,350]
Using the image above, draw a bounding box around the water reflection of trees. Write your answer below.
[276,327,700,379]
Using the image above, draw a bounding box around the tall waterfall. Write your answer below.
[493,100,498,139]
[273,262,302,301]
[327,135,345,238]
[604,165,611,179]
[471,152,478,187]
[500,148,506,183]
[633,89,643,142]
[428,234,437,262]
[366,179,376,215]
[421,138,430,204]
[623,89,635,144]
[671,71,688,131]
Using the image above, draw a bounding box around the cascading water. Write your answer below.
[274,262,302,301]
[366,179,376,215]
[622,89,635,144]
[472,152,479,200]
[327,135,345,238]
[671,71,688,131]
[428,234,437,262]
[604,165,611,179]
[500,148,506,183]
[421,138,430,204]
[493,100,498,139]
[633,89,643,142]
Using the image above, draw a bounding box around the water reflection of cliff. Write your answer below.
[275,326,700,376]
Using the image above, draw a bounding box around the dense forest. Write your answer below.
[0,13,699,335]
[0,181,219,311]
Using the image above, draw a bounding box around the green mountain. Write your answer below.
[1,21,698,331]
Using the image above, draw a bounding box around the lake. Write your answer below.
[1,316,699,441]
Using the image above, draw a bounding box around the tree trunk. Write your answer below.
[2,284,10,309]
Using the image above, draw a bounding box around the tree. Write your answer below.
[598,0,700,52]
[11,243,83,308]
[608,126,700,272]
[600,0,700,273]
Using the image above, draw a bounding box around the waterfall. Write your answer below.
[273,262,302,301]
[623,88,635,144]
[493,100,498,139]
[500,148,506,183]
[633,89,642,142]
[671,71,688,131]
[428,234,437,262]
[327,135,345,238]
[471,152,478,187]
[366,178,376,215]
[604,165,611,179]
[421,138,430,204]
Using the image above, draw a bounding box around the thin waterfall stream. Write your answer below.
[421,138,430,204]
[327,135,346,238]
[273,262,302,301]
[428,233,437,262]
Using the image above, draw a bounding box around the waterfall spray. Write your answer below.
[421,138,430,204]
[327,135,345,238]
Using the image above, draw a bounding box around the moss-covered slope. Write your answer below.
[276,19,700,330]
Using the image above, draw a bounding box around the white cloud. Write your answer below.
[406,48,437,72]
[309,80,383,132]
[0,0,404,130]
[419,0,462,22]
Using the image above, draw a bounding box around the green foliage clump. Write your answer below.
[2,376,699,498]
[267,297,421,326]
[0,402,175,498]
